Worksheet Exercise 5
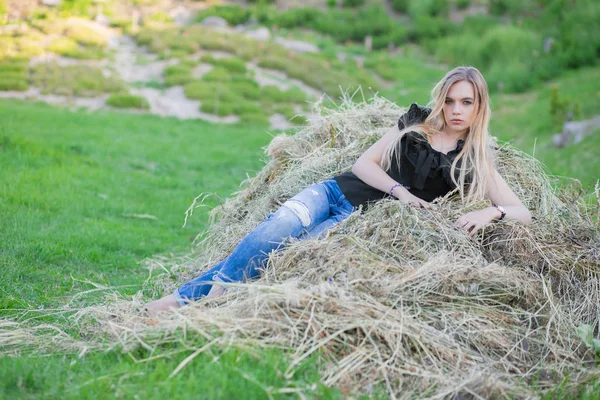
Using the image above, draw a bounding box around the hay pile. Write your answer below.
[3,95,600,398]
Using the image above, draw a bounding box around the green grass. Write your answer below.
[0,344,340,399]
[0,98,348,398]
[1,58,599,400]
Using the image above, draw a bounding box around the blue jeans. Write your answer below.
[174,179,355,305]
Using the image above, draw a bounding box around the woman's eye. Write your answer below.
[445,100,453,104]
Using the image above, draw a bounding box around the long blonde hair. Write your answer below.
[381,66,495,202]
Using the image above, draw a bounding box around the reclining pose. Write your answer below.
[145,66,532,316]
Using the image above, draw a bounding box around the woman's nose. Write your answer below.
[453,103,461,114]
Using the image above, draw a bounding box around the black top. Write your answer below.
[334,103,468,209]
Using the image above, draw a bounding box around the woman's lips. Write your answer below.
[451,119,463,124]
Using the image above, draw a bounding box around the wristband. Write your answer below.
[494,204,506,221]
[389,183,410,197]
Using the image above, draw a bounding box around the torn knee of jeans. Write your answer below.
[281,199,312,227]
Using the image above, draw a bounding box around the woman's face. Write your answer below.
[442,80,477,136]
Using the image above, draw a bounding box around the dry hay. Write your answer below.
[2,94,600,399]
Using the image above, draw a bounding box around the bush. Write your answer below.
[200,99,236,116]
[65,23,107,47]
[408,15,455,41]
[195,5,250,26]
[270,104,296,120]
[185,81,237,103]
[46,37,79,56]
[59,0,92,17]
[229,81,261,100]
[0,75,28,91]
[408,0,450,18]
[238,112,270,125]
[456,0,471,9]
[486,61,537,93]
[488,0,536,16]
[106,93,149,109]
[390,0,409,13]
[201,67,232,83]
[32,63,125,96]
[272,7,320,29]
[206,57,247,74]
[165,73,194,87]
[342,0,366,7]
[232,100,263,115]
[15,37,44,57]
[550,0,600,69]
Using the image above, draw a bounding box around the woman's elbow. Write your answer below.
[351,157,366,176]
[522,207,533,225]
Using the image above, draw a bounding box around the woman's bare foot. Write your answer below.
[144,294,179,317]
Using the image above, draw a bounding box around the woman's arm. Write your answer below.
[455,169,532,236]
[352,125,435,208]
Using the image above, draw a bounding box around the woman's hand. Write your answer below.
[393,186,437,210]
[454,207,498,236]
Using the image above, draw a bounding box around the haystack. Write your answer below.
[2,94,599,399]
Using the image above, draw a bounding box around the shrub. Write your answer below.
[550,0,600,69]
[0,59,29,73]
[408,15,455,41]
[201,67,232,83]
[456,0,471,9]
[229,81,261,100]
[478,25,540,69]
[185,81,237,103]
[232,100,263,115]
[390,0,409,13]
[32,63,125,96]
[273,7,320,29]
[46,37,79,56]
[238,112,270,125]
[408,0,450,18]
[282,87,307,104]
[200,99,236,116]
[549,86,582,129]
[486,61,537,93]
[260,85,288,104]
[59,0,92,17]
[203,57,247,74]
[195,5,250,26]
[488,0,536,16]
[459,15,501,37]
[65,23,107,47]
[342,0,366,7]
[16,37,44,57]
[106,93,149,109]
[165,73,194,87]
[270,104,296,120]
[0,76,28,91]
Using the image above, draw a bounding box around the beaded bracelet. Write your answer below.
[389,183,409,197]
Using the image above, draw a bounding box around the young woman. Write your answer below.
[145,66,532,316]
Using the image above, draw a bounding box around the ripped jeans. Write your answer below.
[174,179,355,305]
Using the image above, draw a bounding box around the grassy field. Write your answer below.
[0,65,599,398]
[0,100,347,399]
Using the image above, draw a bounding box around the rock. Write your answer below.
[41,0,62,6]
[244,27,271,41]
[553,115,600,147]
[200,16,228,29]
[274,37,319,53]
[170,5,194,27]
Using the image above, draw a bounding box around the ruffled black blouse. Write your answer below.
[334,103,467,209]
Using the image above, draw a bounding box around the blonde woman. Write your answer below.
[146,66,532,315]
